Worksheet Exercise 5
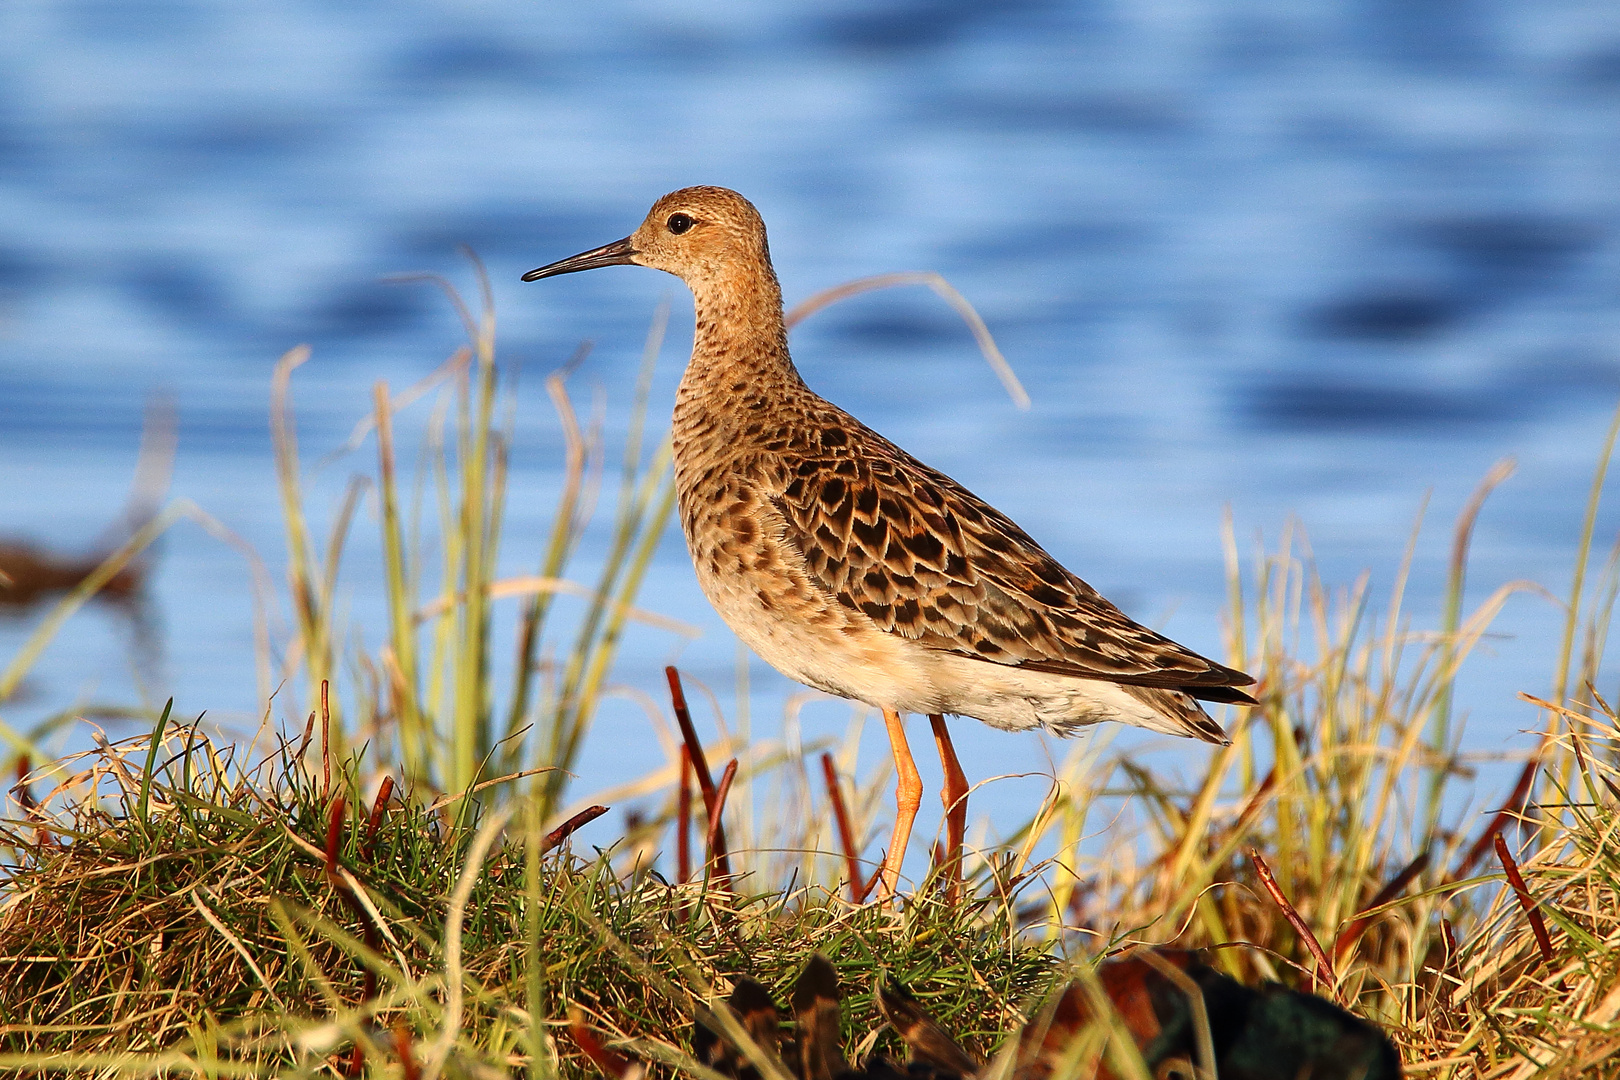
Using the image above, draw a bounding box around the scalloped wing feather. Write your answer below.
[768,416,1256,697]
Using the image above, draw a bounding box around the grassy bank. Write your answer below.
[2,277,1619,1077]
[3,665,1618,1077]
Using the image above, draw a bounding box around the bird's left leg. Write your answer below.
[878,707,923,903]
[929,714,968,901]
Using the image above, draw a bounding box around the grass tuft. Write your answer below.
[0,723,1055,1075]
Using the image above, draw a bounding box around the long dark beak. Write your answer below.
[521,236,638,281]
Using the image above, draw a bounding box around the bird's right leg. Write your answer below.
[877,707,923,903]
[928,713,968,902]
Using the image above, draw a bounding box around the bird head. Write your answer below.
[522,186,773,291]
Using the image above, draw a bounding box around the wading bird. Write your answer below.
[523,187,1255,900]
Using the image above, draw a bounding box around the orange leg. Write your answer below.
[878,707,923,902]
[929,714,968,902]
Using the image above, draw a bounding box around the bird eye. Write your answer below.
[666,213,695,235]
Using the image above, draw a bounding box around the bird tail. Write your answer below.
[1119,685,1231,746]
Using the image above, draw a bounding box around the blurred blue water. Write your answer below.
[3,0,1620,849]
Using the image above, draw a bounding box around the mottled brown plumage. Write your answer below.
[876,981,981,1078]
[792,955,850,1080]
[524,186,1256,897]
[695,976,785,1080]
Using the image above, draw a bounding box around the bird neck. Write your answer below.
[677,263,808,407]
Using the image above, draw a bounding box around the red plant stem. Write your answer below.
[360,927,379,1002]
[320,679,332,802]
[1495,834,1556,969]
[570,1012,633,1079]
[677,746,692,884]
[321,790,386,1031]
[544,805,610,852]
[354,916,380,1015]
[820,752,863,902]
[666,667,715,792]
[706,759,738,891]
[1440,917,1461,983]
[1230,767,1277,835]
[14,755,58,848]
[1450,742,1545,883]
[362,776,394,856]
[395,1025,421,1080]
[665,666,730,879]
[1333,851,1431,962]
[295,709,317,761]
[14,756,32,809]
[324,795,347,880]
[1250,848,1336,993]
[1152,767,1275,881]
[860,865,884,904]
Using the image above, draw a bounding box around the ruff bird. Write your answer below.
[523,187,1256,900]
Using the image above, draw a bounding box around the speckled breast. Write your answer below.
[675,449,843,688]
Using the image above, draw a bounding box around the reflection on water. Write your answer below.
[0,397,173,704]
[2,1,1619,819]
[0,542,145,612]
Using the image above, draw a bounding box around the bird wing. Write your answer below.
[768,418,1255,694]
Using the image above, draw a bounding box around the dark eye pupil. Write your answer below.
[667,213,694,234]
